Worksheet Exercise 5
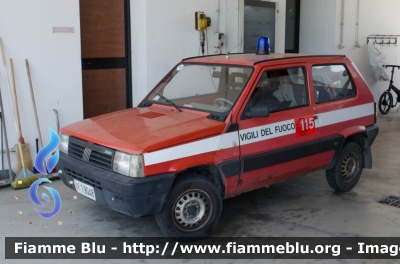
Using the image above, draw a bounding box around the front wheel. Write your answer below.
[155,173,222,241]
[326,141,363,192]
[378,92,392,114]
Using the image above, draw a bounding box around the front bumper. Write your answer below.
[56,152,175,217]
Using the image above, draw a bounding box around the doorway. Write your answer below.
[285,0,300,53]
[243,0,276,53]
[79,0,132,119]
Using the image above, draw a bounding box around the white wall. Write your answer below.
[274,0,286,53]
[300,0,400,101]
[131,0,149,107]
[131,0,226,106]
[333,0,400,100]
[226,0,241,53]
[0,0,82,172]
[299,0,338,54]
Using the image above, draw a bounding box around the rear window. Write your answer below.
[312,65,356,103]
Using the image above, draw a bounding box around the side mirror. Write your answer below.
[245,105,270,118]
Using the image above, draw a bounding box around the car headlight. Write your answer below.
[113,151,144,177]
[59,133,70,154]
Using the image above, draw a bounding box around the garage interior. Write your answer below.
[1,0,400,263]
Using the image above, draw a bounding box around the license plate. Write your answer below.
[74,180,96,201]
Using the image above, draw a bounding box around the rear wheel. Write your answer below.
[326,141,363,192]
[378,92,392,114]
[155,173,222,241]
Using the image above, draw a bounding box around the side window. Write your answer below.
[312,65,356,103]
[247,67,308,114]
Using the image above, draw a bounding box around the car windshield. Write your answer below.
[147,63,253,113]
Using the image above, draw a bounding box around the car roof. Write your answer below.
[182,53,347,66]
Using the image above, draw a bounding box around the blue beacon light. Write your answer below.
[256,37,270,55]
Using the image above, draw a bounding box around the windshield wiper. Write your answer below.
[156,93,182,112]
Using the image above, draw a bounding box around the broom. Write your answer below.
[0,40,36,188]
[10,59,36,189]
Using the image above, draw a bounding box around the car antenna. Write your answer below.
[226,40,243,57]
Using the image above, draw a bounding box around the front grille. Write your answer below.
[66,168,102,189]
[69,141,85,159]
[68,137,114,170]
[89,151,113,169]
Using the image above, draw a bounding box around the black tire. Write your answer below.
[326,141,364,192]
[378,92,392,114]
[155,173,222,241]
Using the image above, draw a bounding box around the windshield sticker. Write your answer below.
[176,64,184,71]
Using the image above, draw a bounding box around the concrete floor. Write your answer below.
[1,112,400,264]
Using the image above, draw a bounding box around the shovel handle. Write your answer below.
[26,59,42,148]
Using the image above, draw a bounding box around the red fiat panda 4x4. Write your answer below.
[57,40,378,239]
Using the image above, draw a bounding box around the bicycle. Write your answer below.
[378,65,400,114]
